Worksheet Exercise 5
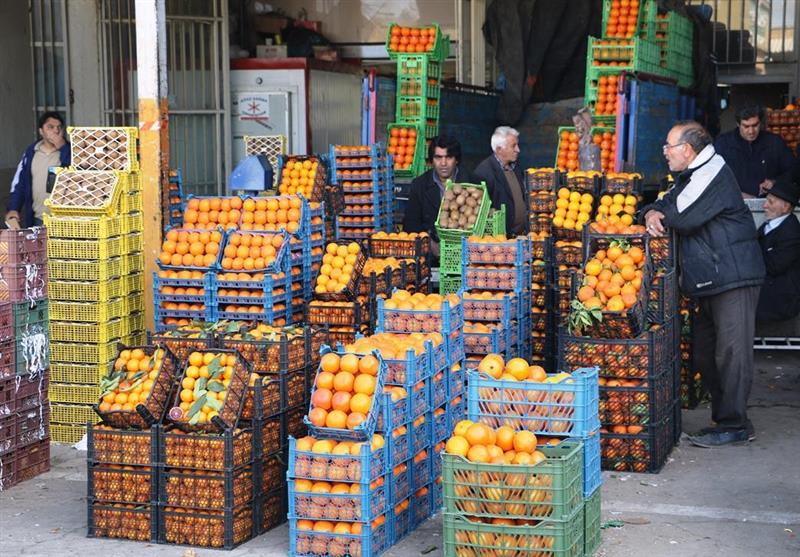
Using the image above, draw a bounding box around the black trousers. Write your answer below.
[693,285,760,430]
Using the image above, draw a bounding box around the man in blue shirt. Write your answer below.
[6,111,70,229]
[714,104,795,198]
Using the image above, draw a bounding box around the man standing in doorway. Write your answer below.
[6,112,71,228]
[403,135,473,264]
[644,121,765,447]
[713,104,795,198]
[474,126,528,236]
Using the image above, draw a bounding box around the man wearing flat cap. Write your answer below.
[756,175,800,322]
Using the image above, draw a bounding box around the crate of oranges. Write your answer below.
[167,349,251,431]
[387,123,425,177]
[304,346,387,441]
[314,241,366,301]
[218,230,289,274]
[277,155,327,201]
[290,514,389,557]
[94,345,180,429]
[181,196,243,230]
[158,227,225,271]
[386,23,447,59]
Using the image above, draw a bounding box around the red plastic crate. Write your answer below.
[0,263,48,303]
[0,228,47,266]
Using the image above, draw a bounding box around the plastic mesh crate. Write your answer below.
[69,126,138,172]
[584,486,602,556]
[434,181,491,242]
[45,170,124,216]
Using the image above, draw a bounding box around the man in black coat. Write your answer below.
[713,104,796,198]
[402,135,473,263]
[755,176,800,322]
[644,121,765,447]
[473,126,529,236]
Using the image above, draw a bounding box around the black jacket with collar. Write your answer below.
[756,214,800,321]
[473,155,529,235]
[713,129,796,197]
[402,167,476,236]
[643,148,765,297]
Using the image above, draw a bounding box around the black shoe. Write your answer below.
[688,429,748,448]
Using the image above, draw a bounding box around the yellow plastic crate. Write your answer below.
[124,232,143,254]
[51,340,120,364]
[51,403,100,425]
[49,318,124,344]
[121,171,141,193]
[48,236,125,260]
[44,213,125,240]
[51,423,87,444]
[68,126,139,172]
[121,313,145,337]
[119,191,143,214]
[50,383,103,405]
[124,272,144,294]
[48,257,124,282]
[46,169,124,216]
[126,331,146,346]
[49,297,125,322]
[48,277,125,302]
[51,362,111,384]
[124,212,144,234]
[123,295,145,316]
[123,253,144,275]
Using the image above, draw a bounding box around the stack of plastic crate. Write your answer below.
[329,143,395,241]
[0,227,51,491]
[367,232,433,297]
[45,126,145,444]
[385,23,449,178]
[167,169,184,228]
[466,364,602,557]
[638,1,694,88]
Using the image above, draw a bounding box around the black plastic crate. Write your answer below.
[648,267,677,324]
[146,329,217,365]
[88,424,160,467]
[559,321,674,380]
[285,402,307,440]
[253,414,286,457]
[160,426,256,471]
[219,325,326,374]
[160,465,255,510]
[88,501,158,542]
[256,486,288,534]
[259,449,288,495]
[601,405,675,473]
[599,366,676,428]
[159,501,254,549]
[88,464,158,505]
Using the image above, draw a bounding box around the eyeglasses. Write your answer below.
[663,142,687,151]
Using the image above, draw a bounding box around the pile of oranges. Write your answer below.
[588,221,646,235]
[475,355,551,382]
[182,197,242,229]
[346,332,443,383]
[444,420,545,465]
[555,130,580,171]
[387,126,419,170]
[577,242,646,312]
[98,348,165,413]
[604,0,641,37]
[220,231,286,272]
[553,188,594,232]
[240,196,304,233]
[592,74,621,115]
[595,193,638,226]
[278,158,321,198]
[315,242,363,295]
[308,352,381,431]
[158,229,222,268]
[387,25,439,54]
[174,351,239,425]
[381,290,461,333]
[593,131,617,173]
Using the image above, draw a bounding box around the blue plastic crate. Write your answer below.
[463,325,507,358]
[466,367,600,438]
[463,236,533,267]
[447,365,466,399]
[463,264,533,293]
[392,462,411,503]
[288,475,388,521]
[153,272,216,305]
[154,302,216,328]
[432,407,448,444]
[216,303,291,325]
[433,480,443,510]
[288,436,388,483]
[217,272,292,309]
[381,341,433,388]
[430,374,446,409]
[304,346,387,442]
[462,292,515,325]
[443,335,465,370]
[376,296,464,335]
[289,516,388,557]
[447,399,466,433]
[410,381,428,418]
[412,484,435,527]
[412,451,433,490]
[389,424,411,464]
[391,497,412,544]
[583,431,602,497]
[376,392,408,433]
[412,418,432,456]
[432,444,443,479]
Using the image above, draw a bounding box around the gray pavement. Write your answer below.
[1,352,798,556]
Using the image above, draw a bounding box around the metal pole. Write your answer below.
[135,0,167,331]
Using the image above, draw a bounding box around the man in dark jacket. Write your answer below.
[755,176,800,322]
[644,121,765,447]
[473,126,528,236]
[6,111,70,229]
[713,104,795,198]
[402,135,473,263]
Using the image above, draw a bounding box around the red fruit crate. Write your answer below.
[0,228,47,265]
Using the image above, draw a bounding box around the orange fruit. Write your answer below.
[466,444,490,463]
[320,353,340,373]
[445,435,470,457]
[357,355,379,376]
[464,423,492,447]
[339,354,359,374]
[513,431,537,453]
[333,372,355,393]
[326,409,348,429]
[353,374,376,395]
[495,426,515,452]
[350,393,372,414]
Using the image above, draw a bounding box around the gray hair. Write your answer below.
[674,120,712,153]
[491,126,519,151]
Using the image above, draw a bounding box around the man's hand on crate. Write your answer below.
[645,209,666,237]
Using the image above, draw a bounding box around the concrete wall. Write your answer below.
[67,0,103,126]
[0,1,35,215]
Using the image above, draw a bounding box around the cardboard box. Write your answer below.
[252,15,288,35]
[256,44,289,59]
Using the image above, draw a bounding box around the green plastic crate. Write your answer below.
[388,122,426,178]
[13,301,48,330]
[439,273,462,296]
[442,440,584,521]
[396,54,442,80]
[396,75,441,100]
[434,180,491,242]
[584,488,602,556]
[443,506,585,557]
[601,0,655,40]
[488,204,506,236]
[440,238,463,275]
[586,36,664,82]
[386,23,448,62]
[555,126,616,170]
[584,69,623,125]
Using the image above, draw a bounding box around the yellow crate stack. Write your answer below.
[44,126,145,443]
